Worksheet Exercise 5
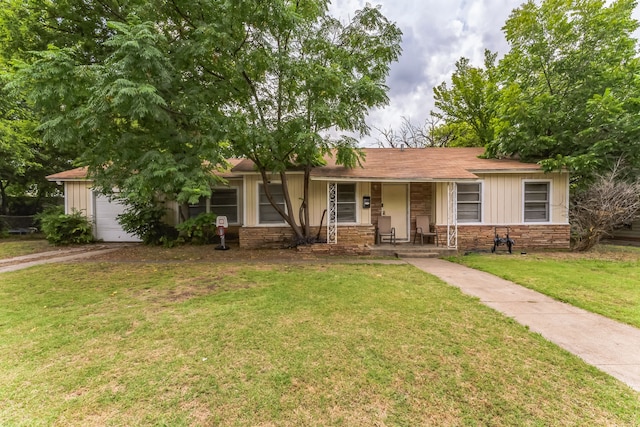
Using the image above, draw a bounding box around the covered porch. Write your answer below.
[326,180,459,249]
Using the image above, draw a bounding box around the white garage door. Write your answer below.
[94,194,141,242]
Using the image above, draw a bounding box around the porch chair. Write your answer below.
[413,215,438,246]
[376,215,396,246]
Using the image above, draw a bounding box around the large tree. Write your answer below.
[432,50,500,148]
[487,0,640,183]
[0,3,85,215]
[0,70,37,215]
[11,0,401,243]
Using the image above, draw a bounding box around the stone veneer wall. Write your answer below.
[409,182,433,236]
[239,225,375,250]
[434,224,571,251]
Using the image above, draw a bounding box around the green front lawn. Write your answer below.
[1,260,638,426]
[451,245,640,328]
[0,238,51,260]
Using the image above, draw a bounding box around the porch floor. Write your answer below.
[368,242,458,259]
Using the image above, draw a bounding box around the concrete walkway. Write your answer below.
[406,258,640,392]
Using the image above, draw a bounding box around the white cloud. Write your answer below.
[328,0,640,144]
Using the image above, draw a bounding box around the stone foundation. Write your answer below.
[239,225,375,250]
[434,224,571,251]
[239,223,570,252]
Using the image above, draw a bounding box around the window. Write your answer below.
[259,183,286,224]
[188,197,207,218]
[457,183,481,223]
[524,182,549,222]
[211,188,238,224]
[337,183,357,223]
[187,188,239,223]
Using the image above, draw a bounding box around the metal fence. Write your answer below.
[0,215,38,234]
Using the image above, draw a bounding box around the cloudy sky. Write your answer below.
[328,0,640,145]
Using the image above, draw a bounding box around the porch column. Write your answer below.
[327,182,337,244]
[446,182,458,248]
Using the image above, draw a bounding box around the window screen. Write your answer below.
[524,182,549,222]
[337,183,357,223]
[259,184,286,224]
[457,183,481,223]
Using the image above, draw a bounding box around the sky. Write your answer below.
[328,0,640,146]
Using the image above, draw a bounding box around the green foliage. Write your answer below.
[486,0,640,184]
[7,0,401,241]
[116,199,177,246]
[433,50,500,147]
[36,206,93,245]
[176,212,218,245]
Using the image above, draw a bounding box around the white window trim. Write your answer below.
[336,182,359,225]
[523,179,552,224]
[257,182,287,226]
[456,181,483,224]
[210,186,241,225]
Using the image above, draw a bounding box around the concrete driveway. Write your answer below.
[407,258,640,393]
[0,245,125,274]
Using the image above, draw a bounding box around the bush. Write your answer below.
[176,213,218,244]
[570,166,640,251]
[37,206,94,245]
[117,199,178,246]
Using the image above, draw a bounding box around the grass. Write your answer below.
[0,237,52,259]
[1,257,639,426]
[451,245,640,328]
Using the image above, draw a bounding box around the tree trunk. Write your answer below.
[0,180,7,215]
[279,171,306,242]
[302,165,311,238]
[258,169,304,241]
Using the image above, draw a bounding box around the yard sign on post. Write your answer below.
[215,216,229,250]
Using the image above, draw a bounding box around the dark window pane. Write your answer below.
[211,189,238,223]
[458,193,480,202]
[457,183,479,193]
[188,196,207,218]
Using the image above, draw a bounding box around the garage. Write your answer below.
[94,194,141,242]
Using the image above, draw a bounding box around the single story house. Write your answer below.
[47,147,571,251]
[612,217,640,242]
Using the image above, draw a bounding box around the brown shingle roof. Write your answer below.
[233,147,541,181]
[47,149,542,182]
[46,167,89,181]
[46,159,246,182]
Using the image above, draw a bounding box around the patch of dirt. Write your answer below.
[89,243,363,264]
[132,274,256,304]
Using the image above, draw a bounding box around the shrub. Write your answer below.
[571,166,640,251]
[117,199,178,246]
[37,206,94,245]
[176,212,218,244]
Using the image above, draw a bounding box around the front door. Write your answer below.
[382,184,409,241]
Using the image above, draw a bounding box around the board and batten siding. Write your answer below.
[243,174,370,227]
[64,181,93,218]
[435,172,569,225]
